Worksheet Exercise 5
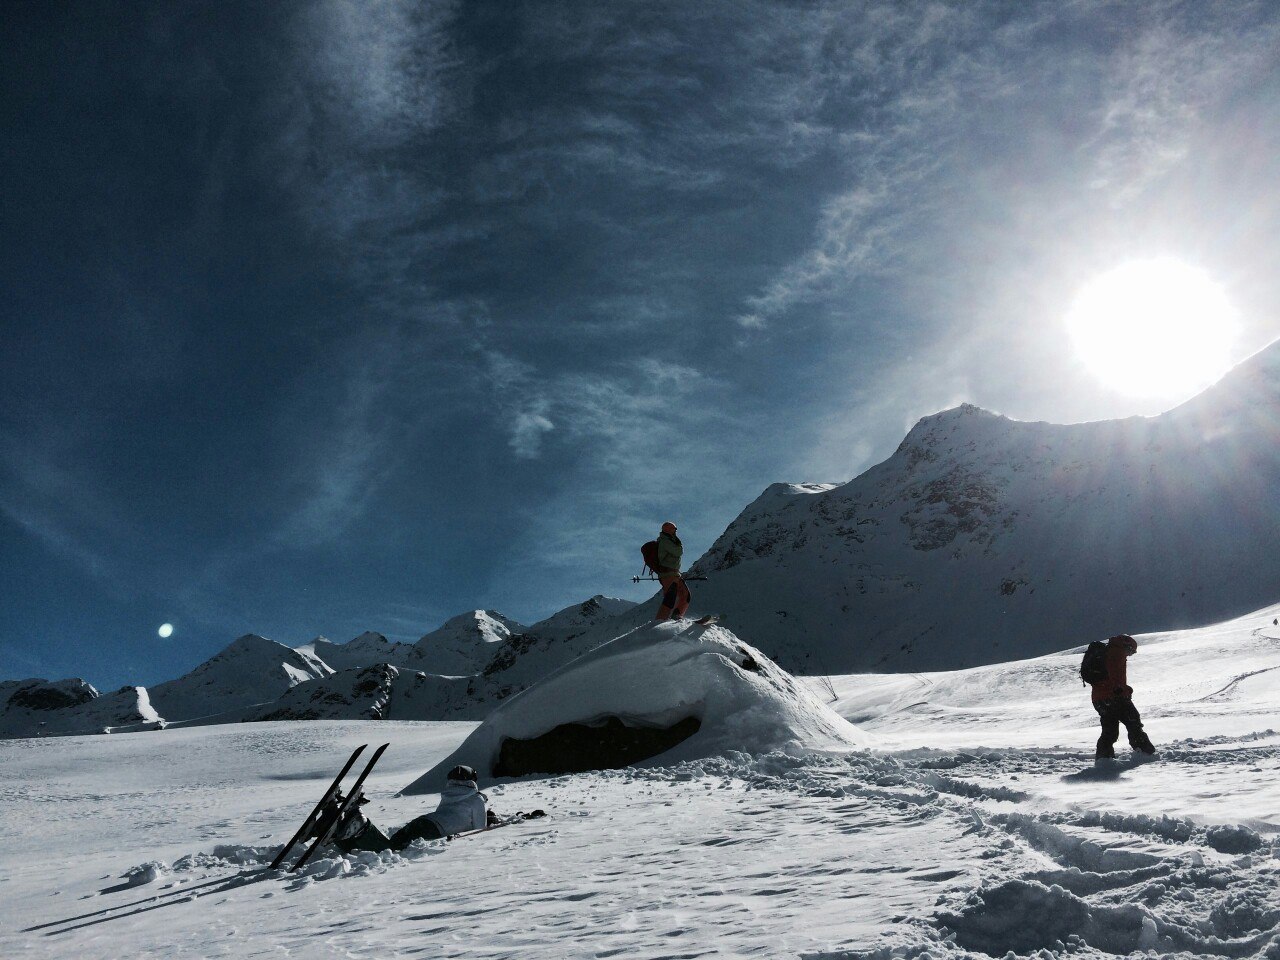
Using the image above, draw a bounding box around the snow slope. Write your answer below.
[146,634,333,722]
[690,340,1280,673]
[823,599,1280,753]
[403,619,869,793]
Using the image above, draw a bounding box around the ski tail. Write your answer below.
[270,744,367,870]
[693,615,719,626]
[446,809,547,842]
[290,742,389,873]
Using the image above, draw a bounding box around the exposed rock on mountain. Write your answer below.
[252,597,641,723]
[690,341,1280,672]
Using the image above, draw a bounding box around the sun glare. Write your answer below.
[1065,259,1238,399]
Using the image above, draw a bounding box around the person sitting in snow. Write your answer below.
[1089,634,1156,759]
[654,521,691,621]
[334,764,495,852]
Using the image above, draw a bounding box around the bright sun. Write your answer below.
[1065,258,1238,399]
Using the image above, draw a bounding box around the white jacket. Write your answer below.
[425,779,487,836]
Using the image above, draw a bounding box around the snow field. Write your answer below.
[4,605,1278,958]
[3,722,1277,959]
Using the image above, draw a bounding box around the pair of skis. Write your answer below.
[270,742,389,873]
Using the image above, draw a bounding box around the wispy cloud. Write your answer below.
[510,406,555,460]
[1084,9,1280,205]
[267,0,462,266]
[0,434,126,583]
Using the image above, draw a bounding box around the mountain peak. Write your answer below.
[900,403,1003,444]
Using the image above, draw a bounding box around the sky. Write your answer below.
[3,0,1279,689]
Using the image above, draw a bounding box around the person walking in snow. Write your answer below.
[654,521,691,621]
[335,764,494,852]
[1088,634,1156,759]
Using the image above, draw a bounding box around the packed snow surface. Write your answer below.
[2,605,1277,959]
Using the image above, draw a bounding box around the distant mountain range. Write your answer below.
[7,341,1280,736]
[0,596,636,737]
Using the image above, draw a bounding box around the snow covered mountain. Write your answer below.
[242,663,478,722]
[0,678,164,738]
[146,634,333,722]
[303,632,413,672]
[402,610,524,676]
[690,340,1280,673]
[476,595,637,698]
[248,596,641,724]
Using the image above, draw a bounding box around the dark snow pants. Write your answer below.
[1094,697,1154,757]
[388,815,445,848]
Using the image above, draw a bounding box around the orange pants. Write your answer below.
[655,574,690,620]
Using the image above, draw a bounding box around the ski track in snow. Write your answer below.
[2,721,1277,959]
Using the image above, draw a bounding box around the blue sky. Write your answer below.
[3,1,1279,688]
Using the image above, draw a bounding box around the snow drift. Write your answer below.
[400,619,867,792]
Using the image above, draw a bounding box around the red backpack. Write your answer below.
[640,540,660,576]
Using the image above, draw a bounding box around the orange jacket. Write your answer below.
[1090,639,1133,704]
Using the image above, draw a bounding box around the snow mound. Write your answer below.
[146,634,333,722]
[401,619,867,792]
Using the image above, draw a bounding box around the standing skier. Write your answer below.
[1088,634,1156,759]
[654,521,691,621]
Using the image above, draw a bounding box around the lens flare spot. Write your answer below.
[1065,258,1238,399]
[158,623,174,639]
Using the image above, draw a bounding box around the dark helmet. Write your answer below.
[448,764,478,783]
